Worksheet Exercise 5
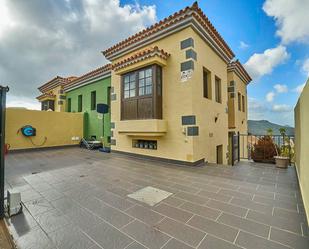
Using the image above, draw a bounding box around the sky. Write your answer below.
[0,0,308,126]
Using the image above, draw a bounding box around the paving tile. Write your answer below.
[80,197,134,228]
[209,181,239,190]
[238,187,275,199]
[273,207,306,222]
[197,190,232,202]
[206,199,247,217]
[218,213,270,238]
[121,220,171,249]
[218,189,253,200]
[20,189,42,202]
[152,203,193,223]
[236,230,290,249]
[179,201,221,220]
[270,227,309,249]
[198,234,242,249]
[188,215,238,242]
[247,209,302,234]
[162,196,185,207]
[162,238,194,249]
[230,197,272,214]
[126,204,164,225]
[16,228,56,249]
[49,225,95,249]
[125,242,148,249]
[171,183,199,194]
[23,198,54,216]
[175,191,208,205]
[190,183,220,193]
[86,221,133,249]
[34,209,70,233]
[155,218,205,247]
[51,197,77,214]
[95,190,135,211]
[253,195,298,211]
[40,189,64,201]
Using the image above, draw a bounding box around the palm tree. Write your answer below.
[279,127,286,137]
[266,128,273,135]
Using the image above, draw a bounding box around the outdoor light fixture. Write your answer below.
[215,113,220,123]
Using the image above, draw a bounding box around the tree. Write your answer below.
[266,128,273,135]
[279,127,286,137]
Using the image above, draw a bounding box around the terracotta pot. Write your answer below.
[274,156,289,169]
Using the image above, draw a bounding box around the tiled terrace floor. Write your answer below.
[4,147,309,249]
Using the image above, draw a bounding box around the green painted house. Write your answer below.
[64,64,112,145]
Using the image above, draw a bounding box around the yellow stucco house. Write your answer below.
[36,76,77,112]
[102,2,251,165]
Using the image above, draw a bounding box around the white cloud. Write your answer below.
[263,0,309,44]
[239,41,249,49]
[293,83,306,94]
[272,104,292,112]
[302,58,309,76]
[274,84,288,93]
[0,0,157,107]
[244,45,289,80]
[7,95,40,110]
[266,92,275,102]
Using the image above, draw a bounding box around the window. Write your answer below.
[107,87,111,109]
[203,68,212,99]
[78,95,83,112]
[91,91,96,110]
[238,92,241,111]
[215,76,222,103]
[67,98,71,112]
[41,100,54,111]
[121,65,162,120]
[242,95,245,112]
[124,73,136,98]
[139,68,152,96]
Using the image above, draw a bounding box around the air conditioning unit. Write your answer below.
[7,189,22,217]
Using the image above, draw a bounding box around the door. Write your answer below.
[216,145,223,164]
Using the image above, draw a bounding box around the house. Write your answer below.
[101,2,251,165]
[64,64,112,144]
[37,76,77,111]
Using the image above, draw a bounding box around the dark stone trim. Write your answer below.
[111,149,205,167]
[110,122,115,129]
[181,38,194,50]
[8,144,79,154]
[181,60,194,71]
[110,139,116,146]
[111,94,117,101]
[187,126,199,136]
[182,115,196,125]
[186,49,197,61]
[110,86,115,93]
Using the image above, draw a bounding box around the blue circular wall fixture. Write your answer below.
[21,125,36,137]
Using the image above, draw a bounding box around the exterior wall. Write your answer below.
[5,108,83,150]
[65,77,111,145]
[39,86,66,112]
[294,80,309,224]
[110,27,234,164]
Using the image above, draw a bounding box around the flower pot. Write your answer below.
[274,156,289,169]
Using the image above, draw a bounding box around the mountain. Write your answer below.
[248,120,295,136]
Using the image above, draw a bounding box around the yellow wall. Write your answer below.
[5,108,83,150]
[294,80,309,223]
[110,26,239,164]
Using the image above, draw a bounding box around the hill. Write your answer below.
[248,120,294,136]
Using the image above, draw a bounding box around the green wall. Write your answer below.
[66,76,111,145]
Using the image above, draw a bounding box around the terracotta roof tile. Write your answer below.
[102,2,234,60]
[38,76,76,93]
[228,60,252,84]
[112,46,170,71]
[64,64,111,91]
[36,92,56,101]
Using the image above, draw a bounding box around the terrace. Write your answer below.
[4,147,309,249]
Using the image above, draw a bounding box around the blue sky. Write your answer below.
[1,0,308,126]
[121,0,309,126]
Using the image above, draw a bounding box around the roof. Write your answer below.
[64,64,111,91]
[228,60,252,84]
[38,76,76,93]
[36,92,56,101]
[112,46,170,71]
[102,2,234,62]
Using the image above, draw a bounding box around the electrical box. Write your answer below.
[7,189,22,217]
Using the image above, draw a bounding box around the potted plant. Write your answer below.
[274,128,290,169]
[251,135,278,163]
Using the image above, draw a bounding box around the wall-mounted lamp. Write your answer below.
[242,119,245,124]
[215,113,220,123]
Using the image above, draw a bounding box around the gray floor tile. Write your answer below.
[162,238,194,249]
[188,215,238,242]
[197,190,232,202]
[236,230,290,249]
[125,242,148,249]
[253,195,298,211]
[126,204,164,225]
[49,225,95,249]
[35,209,70,233]
[175,191,208,205]
[23,197,55,216]
[218,189,253,200]
[155,218,205,247]
[152,203,193,223]
[161,196,185,207]
[270,227,309,249]
[230,197,272,214]
[16,228,56,249]
[179,201,221,220]
[218,213,270,238]
[95,190,135,211]
[198,234,242,249]
[40,189,65,201]
[121,220,171,249]
[206,199,247,217]
[85,221,133,249]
